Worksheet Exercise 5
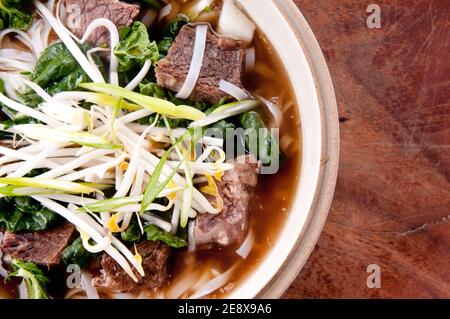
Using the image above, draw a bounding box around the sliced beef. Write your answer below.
[93,240,170,293]
[65,0,140,47]
[156,24,246,104]
[195,155,260,248]
[1,223,75,267]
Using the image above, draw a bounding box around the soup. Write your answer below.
[0,0,301,299]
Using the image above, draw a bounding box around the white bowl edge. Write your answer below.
[227,0,324,298]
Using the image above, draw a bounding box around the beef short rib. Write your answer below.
[93,240,170,293]
[65,0,140,47]
[195,155,259,249]
[1,222,75,267]
[156,24,246,104]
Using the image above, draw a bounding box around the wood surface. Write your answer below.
[284,0,450,298]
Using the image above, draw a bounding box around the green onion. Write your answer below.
[163,116,196,228]
[92,93,141,111]
[0,186,64,196]
[77,196,141,213]
[13,124,120,149]
[141,139,188,213]
[110,97,122,145]
[0,178,102,194]
[79,82,206,121]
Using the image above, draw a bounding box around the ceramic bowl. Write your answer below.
[228,0,339,298]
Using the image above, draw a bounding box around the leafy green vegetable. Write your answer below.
[9,260,50,299]
[240,111,282,165]
[114,22,160,72]
[0,196,59,232]
[157,38,173,58]
[0,0,33,31]
[22,42,104,107]
[162,17,189,39]
[139,81,166,99]
[144,224,187,248]
[121,217,142,243]
[156,17,189,57]
[61,237,94,269]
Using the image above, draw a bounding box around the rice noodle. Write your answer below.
[141,213,172,232]
[176,25,208,99]
[125,59,152,91]
[80,18,120,85]
[34,0,105,83]
[189,264,237,299]
[245,47,255,71]
[141,9,157,28]
[170,203,181,234]
[219,80,249,101]
[18,280,29,299]
[256,95,283,128]
[236,230,254,259]
[80,272,100,299]
[158,4,172,22]
[165,268,202,299]
[188,220,196,252]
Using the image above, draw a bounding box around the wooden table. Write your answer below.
[283,0,450,298]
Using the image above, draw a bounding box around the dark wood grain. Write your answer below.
[284,0,450,298]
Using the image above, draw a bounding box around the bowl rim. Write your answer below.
[255,0,340,298]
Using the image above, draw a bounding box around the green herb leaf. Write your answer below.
[114,21,160,72]
[9,260,50,299]
[121,217,142,243]
[20,42,104,107]
[0,0,33,31]
[144,224,187,248]
[61,237,94,269]
[0,196,59,232]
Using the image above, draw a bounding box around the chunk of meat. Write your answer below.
[93,241,170,293]
[156,24,246,104]
[65,0,140,47]
[1,223,75,267]
[195,155,260,248]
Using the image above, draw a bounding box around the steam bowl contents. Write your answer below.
[0,0,301,299]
